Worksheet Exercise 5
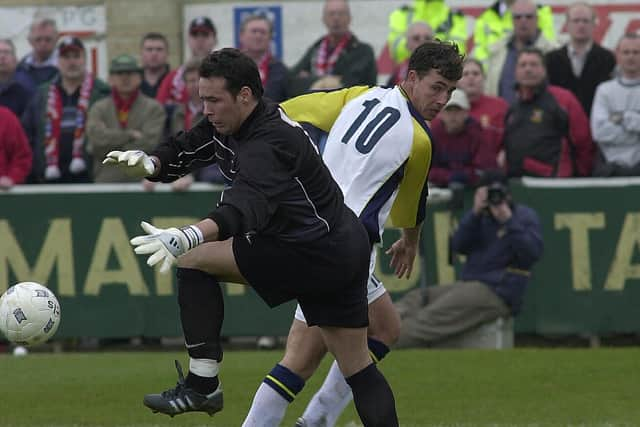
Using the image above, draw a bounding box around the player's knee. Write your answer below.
[371,324,401,348]
[281,332,326,379]
[281,320,327,379]
[381,310,402,346]
[280,349,323,380]
[177,247,207,270]
[368,296,402,347]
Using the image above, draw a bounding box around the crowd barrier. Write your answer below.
[1,178,639,338]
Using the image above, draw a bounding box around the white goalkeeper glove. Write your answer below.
[103,150,156,178]
[130,221,204,274]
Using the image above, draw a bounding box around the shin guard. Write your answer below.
[177,267,224,361]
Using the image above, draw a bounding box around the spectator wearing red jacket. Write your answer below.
[501,47,594,177]
[429,89,497,188]
[457,57,508,159]
[0,106,32,189]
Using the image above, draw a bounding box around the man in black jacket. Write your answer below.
[288,0,377,97]
[545,2,615,116]
[103,48,398,427]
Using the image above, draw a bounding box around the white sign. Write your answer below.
[0,6,108,79]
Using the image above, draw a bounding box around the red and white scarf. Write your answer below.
[112,90,139,129]
[169,65,186,104]
[257,51,272,86]
[313,33,351,76]
[184,101,202,131]
[44,73,94,180]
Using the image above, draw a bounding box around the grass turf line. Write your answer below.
[1,348,639,426]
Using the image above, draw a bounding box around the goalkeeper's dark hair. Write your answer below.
[408,40,464,82]
[199,48,264,99]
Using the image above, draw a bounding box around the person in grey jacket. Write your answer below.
[87,54,165,182]
[590,33,640,177]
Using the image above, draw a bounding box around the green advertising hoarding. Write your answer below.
[508,178,640,335]
[1,178,640,338]
[0,183,426,338]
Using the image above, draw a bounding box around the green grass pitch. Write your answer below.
[1,348,639,426]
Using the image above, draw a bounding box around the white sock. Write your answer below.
[242,382,290,427]
[302,360,353,426]
[189,357,219,378]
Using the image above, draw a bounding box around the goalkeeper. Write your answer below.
[102,48,398,426]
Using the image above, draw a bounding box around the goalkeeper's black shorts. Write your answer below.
[232,209,369,328]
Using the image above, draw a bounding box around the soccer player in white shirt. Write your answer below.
[243,40,464,427]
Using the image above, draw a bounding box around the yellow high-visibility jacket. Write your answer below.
[388,0,468,64]
[473,2,555,62]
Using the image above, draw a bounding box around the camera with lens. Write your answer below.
[487,182,508,206]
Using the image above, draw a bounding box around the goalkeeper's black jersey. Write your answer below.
[150,99,347,243]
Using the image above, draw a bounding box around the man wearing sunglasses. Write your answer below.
[485,0,557,104]
[473,0,555,63]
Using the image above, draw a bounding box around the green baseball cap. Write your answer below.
[109,54,142,74]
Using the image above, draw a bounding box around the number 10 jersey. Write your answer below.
[281,85,434,245]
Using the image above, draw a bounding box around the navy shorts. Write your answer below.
[233,210,370,328]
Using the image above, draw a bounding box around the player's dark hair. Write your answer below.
[408,40,464,82]
[199,48,264,99]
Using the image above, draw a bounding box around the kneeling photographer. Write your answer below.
[395,170,544,348]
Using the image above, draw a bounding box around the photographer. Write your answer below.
[395,170,544,348]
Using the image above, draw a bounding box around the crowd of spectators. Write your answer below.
[0,0,638,192]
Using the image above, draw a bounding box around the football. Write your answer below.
[0,282,61,346]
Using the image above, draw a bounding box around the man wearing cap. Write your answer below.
[22,36,110,183]
[87,54,165,182]
[395,170,544,348]
[156,16,217,107]
[429,89,497,188]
